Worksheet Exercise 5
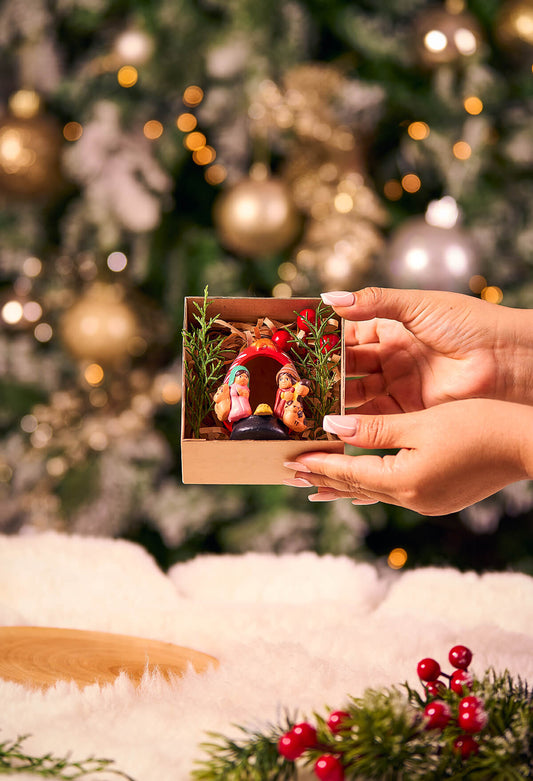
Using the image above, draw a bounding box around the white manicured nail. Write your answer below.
[320,291,355,307]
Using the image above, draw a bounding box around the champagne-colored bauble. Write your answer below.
[0,113,63,198]
[213,177,301,257]
[496,0,533,57]
[413,7,483,67]
[386,216,478,292]
[60,284,139,365]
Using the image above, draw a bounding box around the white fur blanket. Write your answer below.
[1,532,533,779]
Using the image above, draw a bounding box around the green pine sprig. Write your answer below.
[288,302,341,438]
[0,734,135,779]
[182,286,228,438]
[193,671,533,780]
[193,714,297,781]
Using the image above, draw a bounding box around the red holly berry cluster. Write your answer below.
[417,645,487,757]
[271,307,340,358]
[277,711,350,780]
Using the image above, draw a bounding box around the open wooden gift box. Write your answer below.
[181,296,345,485]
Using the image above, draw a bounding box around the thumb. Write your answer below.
[321,286,432,324]
[323,412,413,449]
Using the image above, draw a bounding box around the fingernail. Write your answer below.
[308,491,340,502]
[283,477,313,488]
[323,415,358,437]
[283,461,312,473]
[320,291,355,307]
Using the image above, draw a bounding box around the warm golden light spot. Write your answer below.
[401,173,421,193]
[334,192,354,213]
[2,300,23,324]
[469,274,487,294]
[185,131,206,151]
[84,363,104,386]
[205,163,227,185]
[408,121,430,140]
[23,256,42,277]
[192,146,216,165]
[481,286,503,304]
[143,120,163,140]
[63,122,83,141]
[9,89,40,119]
[117,65,138,87]
[272,282,292,298]
[161,381,181,405]
[278,261,297,282]
[464,96,483,115]
[183,85,204,106]
[384,179,403,201]
[34,323,53,342]
[453,141,472,160]
[388,547,408,570]
[176,113,197,132]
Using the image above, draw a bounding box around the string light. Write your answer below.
[22,256,42,277]
[401,173,421,193]
[117,66,138,87]
[176,113,197,132]
[185,131,206,151]
[272,282,292,297]
[8,89,40,119]
[183,85,204,106]
[192,146,216,165]
[107,251,128,272]
[388,547,408,569]
[453,141,472,159]
[481,286,503,304]
[383,179,403,201]
[334,192,353,213]
[464,96,483,115]
[205,164,227,185]
[408,121,430,140]
[23,301,42,322]
[63,122,83,141]
[143,120,163,140]
[84,363,104,386]
[34,323,53,342]
[278,261,297,282]
[2,300,23,324]
[160,380,181,405]
[469,274,487,293]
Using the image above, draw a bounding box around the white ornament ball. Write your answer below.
[387,217,478,292]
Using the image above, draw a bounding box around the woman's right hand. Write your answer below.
[321,287,533,414]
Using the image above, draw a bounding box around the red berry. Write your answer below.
[272,329,293,353]
[417,658,441,682]
[425,680,447,698]
[450,669,473,695]
[278,730,304,761]
[327,710,351,734]
[458,702,487,733]
[449,645,473,670]
[297,308,316,333]
[292,722,318,749]
[423,700,451,730]
[314,754,344,781]
[453,734,479,758]
[319,333,340,355]
[459,695,484,713]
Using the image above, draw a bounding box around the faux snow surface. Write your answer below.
[1,532,533,779]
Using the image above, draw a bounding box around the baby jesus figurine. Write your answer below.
[274,366,310,433]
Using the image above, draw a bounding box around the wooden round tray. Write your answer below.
[0,626,218,689]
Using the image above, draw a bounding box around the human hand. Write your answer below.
[284,399,533,515]
[321,288,533,414]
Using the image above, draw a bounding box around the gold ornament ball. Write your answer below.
[60,285,139,365]
[213,177,301,257]
[496,0,533,56]
[413,7,483,67]
[0,113,63,199]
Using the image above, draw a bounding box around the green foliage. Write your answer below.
[182,286,227,438]
[194,671,533,780]
[288,302,341,437]
[0,734,135,779]
[193,716,297,781]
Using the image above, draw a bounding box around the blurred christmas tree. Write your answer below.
[1,0,533,573]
